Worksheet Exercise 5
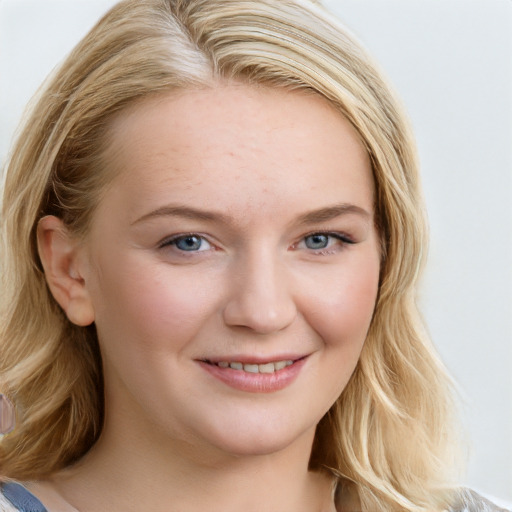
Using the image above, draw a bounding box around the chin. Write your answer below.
[197,416,317,460]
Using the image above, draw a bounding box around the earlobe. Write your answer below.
[37,215,95,326]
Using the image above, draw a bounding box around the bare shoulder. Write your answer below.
[450,489,511,512]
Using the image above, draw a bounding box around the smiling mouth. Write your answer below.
[202,358,301,374]
[199,356,307,392]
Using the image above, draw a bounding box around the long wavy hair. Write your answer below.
[0,0,460,510]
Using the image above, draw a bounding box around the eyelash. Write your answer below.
[158,231,355,255]
[294,231,355,254]
[159,233,212,252]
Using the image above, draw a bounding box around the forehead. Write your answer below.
[102,83,374,221]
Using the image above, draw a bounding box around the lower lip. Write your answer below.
[198,358,306,393]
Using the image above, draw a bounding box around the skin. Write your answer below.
[36,83,381,512]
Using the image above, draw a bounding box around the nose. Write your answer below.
[222,250,297,334]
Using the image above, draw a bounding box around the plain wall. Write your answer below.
[323,1,512,504]
[1,0,511,505]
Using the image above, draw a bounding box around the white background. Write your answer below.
[1,0,511,505]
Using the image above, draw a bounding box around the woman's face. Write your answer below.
[79,84,381,458]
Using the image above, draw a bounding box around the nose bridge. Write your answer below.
[222,245,297,334]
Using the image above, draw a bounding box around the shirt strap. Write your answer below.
[1,482,48,512]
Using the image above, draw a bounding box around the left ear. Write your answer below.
[37,215,95,326]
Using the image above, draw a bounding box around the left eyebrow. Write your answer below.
[295,204,372,225]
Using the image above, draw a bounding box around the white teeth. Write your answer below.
[274,360,288,371]
[216,360,295,373]
[258,362,275,374]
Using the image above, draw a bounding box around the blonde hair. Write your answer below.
[0,0,460,510]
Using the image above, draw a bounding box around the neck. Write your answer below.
[45,413,336,512]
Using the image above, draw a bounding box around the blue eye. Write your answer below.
[298,232,354,252]
[163,235,211,252]
[304,234,330,250]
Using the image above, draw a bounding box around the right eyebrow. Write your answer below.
[131,205,230,226]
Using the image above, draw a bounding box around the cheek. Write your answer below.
[303,255,380,349]
[303,256,380,407]
[89,255,218,353]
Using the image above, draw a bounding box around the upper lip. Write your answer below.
[198,354,309,365]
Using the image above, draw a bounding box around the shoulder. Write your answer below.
[449,488,511,512]
[0,481,48,512]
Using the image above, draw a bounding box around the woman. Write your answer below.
[0,0,507,511]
